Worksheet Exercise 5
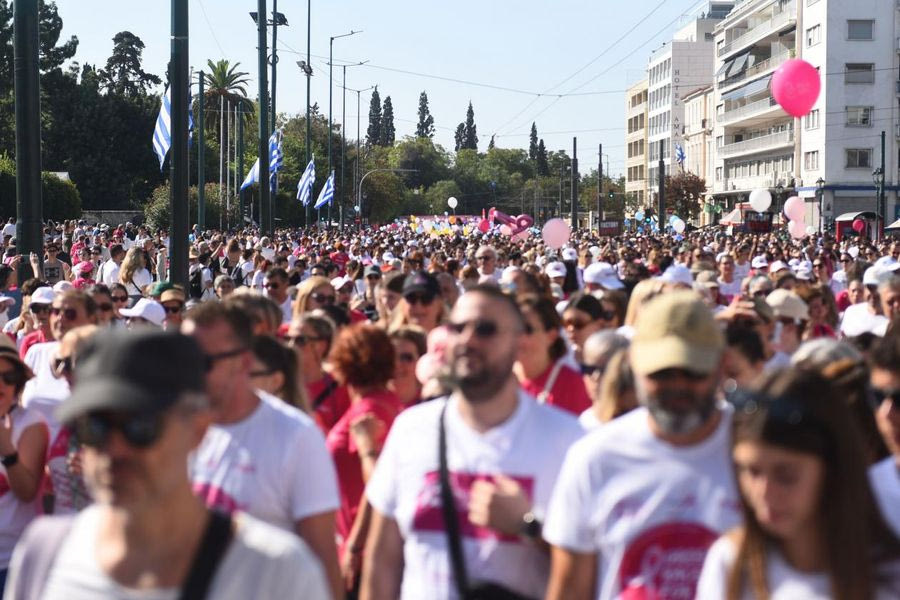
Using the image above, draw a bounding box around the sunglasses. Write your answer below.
[476,255,495,262]
[52,356,73,377]
[203,347,247,371]
[447,319,499,339]
[580,363,604,377]
[50,307,79,320]
[0,369,22,387]
[30,304,50,314]
[97,303,114,312]
[868,386,900,411]
[111,295,129,303]
[163,304,184,315]
[647,368,708,382]
[264,282,281,290]
[397,352,417,364]
[310,293,335,305]
[404,293,435,306]
[74,411,165,449]
[284,334,323,347]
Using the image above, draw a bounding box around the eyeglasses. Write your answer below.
[284,334,323,347]
[52,356,73,377]
[476,255,495,262]
[868,386,900,411]
[397,352,418,364]
[50,307,79,320]
[647,368,708,382]
[0,369,22,387]
[404,293,435,306]
[162,303,184,315]
[447,319,500,339]
[310,292,335,305]
[203,347,247,371]
[580,363,604,377]
[97,303,114,312]
[74,411,165,449]
[752,290,771,298]
[30,304,50,314]
[111,295,129,303]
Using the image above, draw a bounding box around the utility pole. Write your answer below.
[237,104,244,225]
[305,0,311,228]
[168,0,190,287]
[597,143,603,226]
[13,0,43,279]
[657,139,666,228]
[270,0,279,134]
[197,71,205,229]
[558,165,564,218]
[880,130,886,240]
[257,0,270,234]
[571,138,579,228]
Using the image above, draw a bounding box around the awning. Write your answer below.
[835,211,880,222]
[719,207,743,225]
[716,60,732,78]
[886,218,900,231]
[726,53,750,78]
[722,74,772,102]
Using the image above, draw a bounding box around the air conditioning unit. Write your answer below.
[896,123,900,138]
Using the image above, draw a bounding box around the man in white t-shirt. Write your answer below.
[361,285,583,599]
[263,267,292,323]
[182,302,342,599]
[5,329,330,600]
[544,291,741,600]
[868,332,900,536]
[99,244,125,287]
[716,254,742,301]
[475,245,501,283]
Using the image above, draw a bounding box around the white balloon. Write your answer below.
[673,218,686,233]
[749,188,772,213]
[447,197,458,209]
[805,225,816,236]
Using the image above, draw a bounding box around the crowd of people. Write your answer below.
[0,215,897,599]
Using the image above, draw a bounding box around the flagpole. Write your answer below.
[238,104,245,226]
[169,0,190,288]
[197,71,205,230]
[257,0,271,235]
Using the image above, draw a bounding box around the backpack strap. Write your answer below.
[177,510,233,600]
[437,400,471,599]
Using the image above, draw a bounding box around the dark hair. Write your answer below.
[58,290,97,317]
[185,301,253,348]
[389,326,427,357]
[0,265,13,289]
[329,323,395,388]
[251,335,305,410]
[725,322,766,364]
[518,294,566,360]
[265,267,288,282]
[727,368,900,600]
[565,292,605,321]
[870,330,900,372]
[20,279,45,297]
[464,284,525,331]
[85,283,112,300]
[225,293,282,335]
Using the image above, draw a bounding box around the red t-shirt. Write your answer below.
[519,361,591,416]
[307,375,351,434]
[326,389,404,555]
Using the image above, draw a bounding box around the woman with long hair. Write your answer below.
[118,247,152,302]
[293,276,336,318]
[250,335,308,412]
[388,326,427,406]
[288,314,350,433]
[562,293,617,363]
[697,368,900,599]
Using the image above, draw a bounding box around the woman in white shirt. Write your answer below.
[118,247,152,302]
[697,368,900,599]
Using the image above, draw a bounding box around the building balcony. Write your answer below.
[719,130,794,157]
[720,51,791,92]
[714,173,788,195]
[719,96,783,125]
[718,1,796,58]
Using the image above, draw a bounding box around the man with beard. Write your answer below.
[544,291,741,600]
[360,285,583,599]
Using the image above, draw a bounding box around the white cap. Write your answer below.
[583,262,625,290]
[119,298,165,327]
[874,256,900,272]
[769,260,789,274]
[751,255,768,269]
[0,294,15,308]
[841,303,890,337]
[381,251,395,263]
[788,258,801,269]
[658,264,694,287]
[500,266,520,283]
[30,286,56,305]
[330,275,354,291]
[794,267,812,281]
[766,289,809,321]
[545,261,567,279]
[863,266,887,287]
[562,248,578,262]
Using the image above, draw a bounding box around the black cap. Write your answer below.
[402,270,440,297]
[57,330,207,423]
[364,264,382,278]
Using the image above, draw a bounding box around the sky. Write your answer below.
[53,0,711,177]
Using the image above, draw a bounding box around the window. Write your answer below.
[806,25,821,47]
[804,151,819,170]
[847,20,874,41]
[846,106,873,126]
[716,167,723,181]
[804,109,820,130]
[845,63,875,84]
[846,148,872,168]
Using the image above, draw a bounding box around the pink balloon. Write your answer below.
[542,218,571,249]
[789,219,807,239]
[783,196,805,221]
[499,224,513,236]
[852,218,866,233]
[513,230,530,242]
[478,218,490,233]
[771,59,821,118]
[512,214,534,234]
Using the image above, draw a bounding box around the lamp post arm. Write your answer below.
[357,168,417,228]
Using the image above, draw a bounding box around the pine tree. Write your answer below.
[463,101,478,151]
[488,135,495,150]
[366,87,382,146]
[380,96,395,146]
[454,123,465,152]
[528,122,538,160]
[415,91,435,138]
[536,139,550,176]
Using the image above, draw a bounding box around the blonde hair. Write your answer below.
[292,276,333,318]
[596,350,636,423]
[624,278,665,326]
[119,247,145,289]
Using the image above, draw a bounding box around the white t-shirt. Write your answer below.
[22,341,69,437]
[123,268,152,297]
[717,277,743,300]
[733,260,751,283]
[696,535,900,599]
[365,392,584,599]
[33,507,330,600]
[870,457,900,537]
[578,407,602,431]
[542,406,741,600]
[190,391,339,531]
[100,260,120,287]
[0,407,46,569]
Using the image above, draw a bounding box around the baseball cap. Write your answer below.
[658,264,694,288]
[840,303,890,338]
[863,266,886,287]
[694,270,719,289]
[766,289,809,321]
[363,265,382,278]
[402,270,440,297]
[30,286,56,305]
[751,255,768,269]
[119,298,166,327]
[630,291,724,376]
[545,261,567,279]
[330,275,354,291]
[160,287,186,304]
[562,248,578,262]
[57,330,206,424]
[583,262,624,290]
[769,260,789,274]
[74,261,94,276]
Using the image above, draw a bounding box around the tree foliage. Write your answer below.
[536,139,549,177]
[463,102,478,151]
[366,87,382,146]
[99,31,160,97]
[664,171,707,220]
[528,123,538,161]
[380,96,395,146]
[415,91,434,139]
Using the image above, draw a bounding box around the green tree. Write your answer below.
[202,59,254,137]
[664,171,707,220]
[453,123,465,152]
[536,139,549,176]
[463,101,478,151]
[380,95,395,146]
[423,179,462,214]
[389,137,450,190]
[99,31,160,96]
[488,135,495,150]
[528,122,538,161]
[415,91,434,138]
[366,87,382,146]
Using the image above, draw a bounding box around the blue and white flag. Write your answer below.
[314,171,335,209]
[240,160,260,191]
[152,85,194,171]
[297,156,315,205]
[674,142,686,167]
[240,129,282,191]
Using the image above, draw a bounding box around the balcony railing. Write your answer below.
[719,130,794,157]
[718,1,796,57]
[720,51,791,89]
[719,97,780,124]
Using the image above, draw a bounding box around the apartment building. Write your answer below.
[625,78,649,209]
[682,85,717,223]
[711,0,900,229]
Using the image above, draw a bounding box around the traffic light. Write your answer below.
[644,208,653,224]
[608,191,614,199]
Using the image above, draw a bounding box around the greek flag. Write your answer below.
[674,142,686,167]
[297,156,315,205]
[152,85,194,171]
[314,171,335,209]
[240,129,282,191]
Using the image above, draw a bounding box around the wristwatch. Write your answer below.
[1,451,18,468]
[519,511,542,540]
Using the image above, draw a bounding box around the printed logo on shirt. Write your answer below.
[0,473,7,496]
[412,471,534,542]
[617,522,718,600]
[193,482,243,514]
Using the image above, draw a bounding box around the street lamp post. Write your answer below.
[327,30,361,227]
[338,61,367,232]
[872,169,884,240]
[348,85,374,227]
[816,177,826,234]
[357,168,416,229]
[296,59,313,226]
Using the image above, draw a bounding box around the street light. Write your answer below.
[296,59,313,227]
[358,169,416,230]
[327,29,362,227]
[873,168,884,239]
[348,85,374,227]
[815,177,826,233]
[338,60,368,232]
[249,9,288,134]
